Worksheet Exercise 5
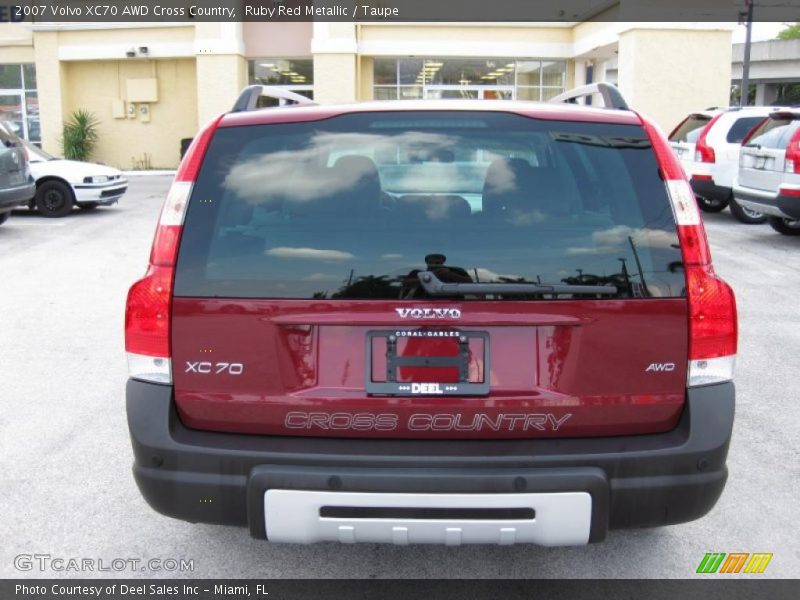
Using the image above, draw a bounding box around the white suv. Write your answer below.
[669,107,779,223]
[734,109,800,236]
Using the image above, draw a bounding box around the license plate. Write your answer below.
[365,329,490,396]
[755,156,766,169]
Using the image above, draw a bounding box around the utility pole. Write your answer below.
[740,0,754,106]
[628,236,650,298]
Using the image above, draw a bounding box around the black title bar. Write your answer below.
[3,579,799,600]
[5,0,800,23]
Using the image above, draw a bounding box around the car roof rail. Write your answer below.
[549,82,629,110]
[231,85,317,112]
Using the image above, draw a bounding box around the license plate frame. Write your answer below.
[365,329,490,396]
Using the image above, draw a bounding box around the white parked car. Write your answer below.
[0,121,127,218]
[669,107,780,224]
[734,109,800,236]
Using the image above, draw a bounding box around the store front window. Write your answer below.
[248,59,313,106]
[373,58,566,101]
[0,63,39,143]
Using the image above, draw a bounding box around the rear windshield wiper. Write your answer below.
[417,271,618,296]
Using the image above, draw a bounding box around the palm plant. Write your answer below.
[61,109,100,161]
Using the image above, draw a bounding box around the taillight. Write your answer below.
[125,116,222,384]
[784,126,800,174]
[175,114,224,182]
[685,265,737,385]
[639,115,737,387]
[150,182,192,266]
[125,266,174,383]
[694,114,722,163]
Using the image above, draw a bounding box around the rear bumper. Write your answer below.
[734,185,800,220]
[127,379,734,544]
[73,180,128,205]
[0,181,35,212]
[690,176,730,203]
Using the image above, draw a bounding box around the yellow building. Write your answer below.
[0,21,734,169]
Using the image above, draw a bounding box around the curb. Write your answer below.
[122,170,176,177]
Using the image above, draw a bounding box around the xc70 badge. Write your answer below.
[185,361,243,375]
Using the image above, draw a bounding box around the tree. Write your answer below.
[730,84,756,106]
[776,23,800,40]
[772,24,800,105]
[775,83,800,105]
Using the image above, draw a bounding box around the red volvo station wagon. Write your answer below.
[125,83,737,546]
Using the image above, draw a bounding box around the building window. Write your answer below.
[248,59,313,106]
[372,58,566,101]
[0,63,39,143]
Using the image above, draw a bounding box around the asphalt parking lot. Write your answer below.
[1,175,798,579]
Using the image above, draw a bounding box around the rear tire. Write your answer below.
[729,198,767,224]
[35,180,74,218]
[767,216,800,236]
[696,195,729,213]
[0,211,9,226]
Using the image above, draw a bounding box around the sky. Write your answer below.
[731,21,793,43]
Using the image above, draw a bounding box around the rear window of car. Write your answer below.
[726,116,765,143]
[669,115,711,143]
[745,117,800,149]
[175,111,685,300]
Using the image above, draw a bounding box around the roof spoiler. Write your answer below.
[768,109,800,120]
[549,83,629,111]
[231,85,317,112]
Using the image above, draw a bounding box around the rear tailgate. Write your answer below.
[668,112,713,171]
[172,109,689,439]
[739,116,799,191]
[172,298,686,438]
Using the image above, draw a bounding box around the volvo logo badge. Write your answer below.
[395,307,461,319]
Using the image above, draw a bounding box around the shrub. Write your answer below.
[62,109,100,161]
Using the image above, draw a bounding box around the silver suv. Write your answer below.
[733,109,800,236]
[669,107,782,224]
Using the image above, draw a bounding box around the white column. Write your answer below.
[754,83,765,105]
[311,23,358,104]
[194,22,247,125]
[32,31,65,157]
[596,60,608,83]
[617,27,732,130]
[574,60,587,87]
[754,83,778,106]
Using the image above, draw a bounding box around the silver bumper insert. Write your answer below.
[264,489,592,546]
[735,196,787,218]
